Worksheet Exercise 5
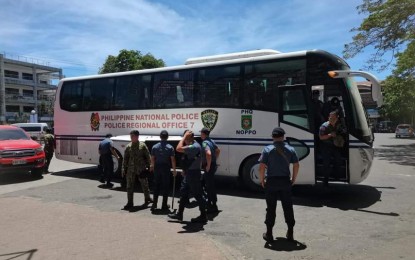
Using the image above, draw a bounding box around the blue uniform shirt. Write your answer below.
[151,141,175,165]
[259,141,299,178]
[202,138,218,164]
[99,138,113,155]
[184,141,202,170]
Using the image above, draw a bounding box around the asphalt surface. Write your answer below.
[1,133,414,259]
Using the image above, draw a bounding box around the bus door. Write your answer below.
[278,84,314,184]
[313,84,349,183]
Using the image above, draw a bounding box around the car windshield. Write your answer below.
[0,129,30,140]
[397,125,410,129]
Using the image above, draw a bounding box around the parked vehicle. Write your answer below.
[395,124,414,138]
[0,125,45,177]
[11,123,50,142]
[376,121,396,133]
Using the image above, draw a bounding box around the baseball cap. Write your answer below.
[272,127,285,137]
[200,127,210,135]
[160,130,169,138]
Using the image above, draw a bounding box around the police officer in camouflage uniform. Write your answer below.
[150,130,177,211]
[43,128,55,174]
[122,130,153,210]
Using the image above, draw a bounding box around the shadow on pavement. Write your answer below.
[50,167,392,215]
[375,143,415,167]
[0,249,37,260]
[0,173,42,185]
[264,238,307,252]
[178,221,206,233]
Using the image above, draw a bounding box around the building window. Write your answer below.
[23,106,34,113]
[5,88,19,95]
[22,73,33,80]
[23,90,33,97]
[6,105,20,113]
[5,70,19,79]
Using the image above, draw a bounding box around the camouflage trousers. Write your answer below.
[126,173,151,204]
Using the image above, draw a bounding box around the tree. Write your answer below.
[343,0,415,72]
[344,0,415,123]
[98,49,165,74]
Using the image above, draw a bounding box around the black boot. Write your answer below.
[161,196,170,210]
[123,194,134,210]
[206,203,219,213]
[262,226,273,242]
[168,211,183,221]
[286,227,294,241]
[123,202,133,210]
[151,196,158,211]
[191,212,207,223]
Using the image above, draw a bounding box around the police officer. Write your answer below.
[43,128,55,174]
[122,130,153,210]
[150,130,177,211]
[259,127,299,242]
[98,133,119,187]
[200,127,221,213]
[168,130,207,223]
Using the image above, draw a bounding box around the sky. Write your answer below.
[0,0,392,80]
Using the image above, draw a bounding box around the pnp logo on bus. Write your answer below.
[90,112,100,131]
[201,109,218,131]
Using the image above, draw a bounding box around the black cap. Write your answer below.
[272,127,285,137]
[200,127,210,135]
[160,130,169,138]
[105,133,112,138]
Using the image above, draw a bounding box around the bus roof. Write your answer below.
[60,49,344,82]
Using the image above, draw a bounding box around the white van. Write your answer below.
[12,123,50,141]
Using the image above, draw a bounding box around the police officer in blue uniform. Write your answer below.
[259,127,300,242]
[98,133,120,187]
[200,127,221,213]
[168,130,207,223]
[150,130,177,211]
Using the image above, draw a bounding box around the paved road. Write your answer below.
[1,133,414,259]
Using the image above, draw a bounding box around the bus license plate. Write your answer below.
[12,160,27,165]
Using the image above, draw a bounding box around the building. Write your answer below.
[0,54,63,125]
[357,80,381,127]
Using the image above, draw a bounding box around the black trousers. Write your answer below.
[100,154,114,183]
[264,177,295,228]
[153,164,171,197]
[320,142,342,184]
[203,162,217,204]
[178,170,206,214]
[44,151,53,171]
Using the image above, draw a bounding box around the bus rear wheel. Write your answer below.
[241,155,262,191]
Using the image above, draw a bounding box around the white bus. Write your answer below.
[54,49,382,190]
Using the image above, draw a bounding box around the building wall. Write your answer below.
[0,54,63,124]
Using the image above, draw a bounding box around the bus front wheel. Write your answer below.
[241,155,262,191]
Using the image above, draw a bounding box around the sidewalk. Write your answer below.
[0,196,243,260]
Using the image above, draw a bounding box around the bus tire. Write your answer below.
[241,155,262,191]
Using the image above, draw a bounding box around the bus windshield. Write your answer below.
[345,77,373,143]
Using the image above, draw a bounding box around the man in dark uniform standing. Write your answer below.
[98,133,119,187]
[259,127,300,242]
[168,130,207,223]
[150,130,177,211]
[200,127,221,213]
[43,128,55,174]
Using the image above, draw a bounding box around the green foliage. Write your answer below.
[382,75,415,123]
[344,0,415,123]
[99,49,165,74]
[343,0,415,71]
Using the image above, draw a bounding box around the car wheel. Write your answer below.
[241,155,262,191]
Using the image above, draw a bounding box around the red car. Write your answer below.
[0,125,45,177]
